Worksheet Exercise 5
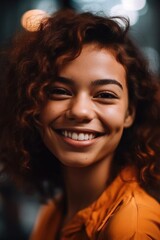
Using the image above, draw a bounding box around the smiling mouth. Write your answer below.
[55,129,104,141]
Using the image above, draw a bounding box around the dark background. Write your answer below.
[0,0,160,74]
[0,0,160,239]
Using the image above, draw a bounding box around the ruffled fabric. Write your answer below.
[60,166,138,239]
[30,166,160,240]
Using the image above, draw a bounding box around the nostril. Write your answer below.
[64,94,96,122]
[65,113,92,122]
[65,107,95,122]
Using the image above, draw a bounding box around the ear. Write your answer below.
[124,105,136,128]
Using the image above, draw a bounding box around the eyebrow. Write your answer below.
[91,79,123,89]
[56,76,123,90]
[55,76,74,86]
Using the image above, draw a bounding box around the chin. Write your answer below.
[58,156,94,168]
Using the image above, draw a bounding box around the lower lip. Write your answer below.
[55,132,102,148]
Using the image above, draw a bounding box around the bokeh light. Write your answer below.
[121,0,146,11]
[110,4,139,26]
[21,9,49,32]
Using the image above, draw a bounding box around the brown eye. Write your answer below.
[47,87,72,100]
[49,88,71,95]
[94,92,118,99]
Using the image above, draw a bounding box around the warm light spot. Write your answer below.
[21,9,49,32]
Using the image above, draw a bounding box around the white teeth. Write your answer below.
[84,134,89,140]
[79,133,84,140]
[72,132,78,140]
[62,131,96,141]
[89,134,93,140]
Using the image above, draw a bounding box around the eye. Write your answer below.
[47,87,72,99]
[94,91,118,99]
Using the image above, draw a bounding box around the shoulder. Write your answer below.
[98,185,160,240]
[30,198,62,240]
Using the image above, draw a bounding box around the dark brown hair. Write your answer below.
[0,9,160,200]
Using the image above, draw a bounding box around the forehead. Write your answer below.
[58,44,127,89]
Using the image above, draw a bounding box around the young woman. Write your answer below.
[0,10,160,239]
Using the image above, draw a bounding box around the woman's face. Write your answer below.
[39,44,134,167]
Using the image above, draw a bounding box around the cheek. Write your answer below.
[98,105,127,129]
[40,101,66,124]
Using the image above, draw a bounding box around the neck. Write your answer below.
[62,157,112,223]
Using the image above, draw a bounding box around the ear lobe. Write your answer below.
[124,106,135,128]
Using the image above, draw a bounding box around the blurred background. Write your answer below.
[0,0,160,74]
[0,0,160,239]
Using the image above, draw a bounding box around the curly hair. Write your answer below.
[0,9,160,200]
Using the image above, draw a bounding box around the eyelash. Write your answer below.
[94,91,118,99]
[47,87,118,100]
[46,87,72,99]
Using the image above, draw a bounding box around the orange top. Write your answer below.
[30,167,160,240]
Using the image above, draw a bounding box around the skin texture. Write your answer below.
[39,44,135,221]
[39,44,135,168]
[1,10,160,204]
[1,11,159,239]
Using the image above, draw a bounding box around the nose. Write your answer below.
[66,93,95,123]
